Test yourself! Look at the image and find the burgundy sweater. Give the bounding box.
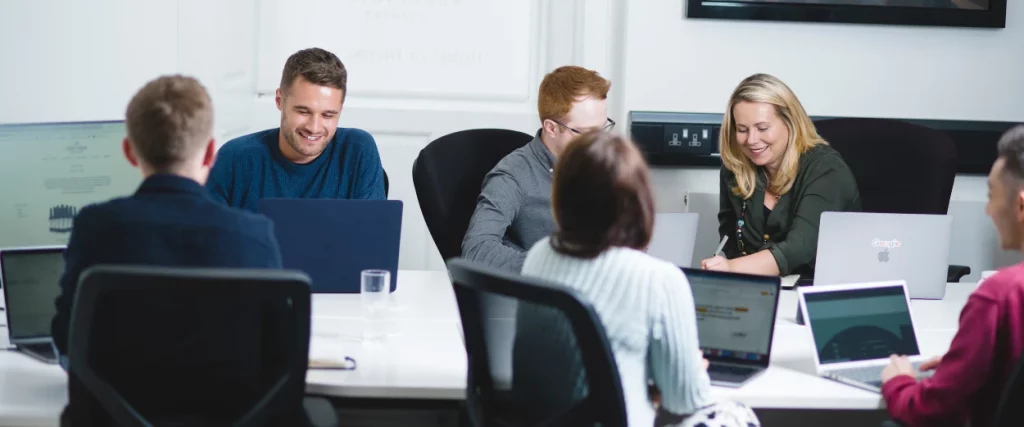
[882,263,1024,427]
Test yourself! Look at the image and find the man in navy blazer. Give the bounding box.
[50,76,284,419]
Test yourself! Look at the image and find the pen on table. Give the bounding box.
[713,236,729,257]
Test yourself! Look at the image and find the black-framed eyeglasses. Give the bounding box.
[550,118,616,135]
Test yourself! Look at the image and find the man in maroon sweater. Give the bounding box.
[880,124,1024,427]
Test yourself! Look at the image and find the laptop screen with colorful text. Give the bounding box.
[688,272,778,363]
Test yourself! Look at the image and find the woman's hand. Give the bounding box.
[701,255,730,272]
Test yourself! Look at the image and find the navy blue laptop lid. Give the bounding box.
[258,199,402,293]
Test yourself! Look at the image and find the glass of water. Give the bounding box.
[361,269,390,340]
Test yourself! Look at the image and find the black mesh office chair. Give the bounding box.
[814,118,970,282]
[63,265,337,427]
[412,129,533,262]
[993,351,1024,426]
[447,258,627,427]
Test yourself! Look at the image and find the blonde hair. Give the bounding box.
[719,73,826,199]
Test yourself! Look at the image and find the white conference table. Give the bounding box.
[0,270,973,426]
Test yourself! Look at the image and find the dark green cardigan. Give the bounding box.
[717,144,861,278]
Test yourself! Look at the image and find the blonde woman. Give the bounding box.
[701,74,860,278]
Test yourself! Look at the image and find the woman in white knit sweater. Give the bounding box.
[521,132,760,427]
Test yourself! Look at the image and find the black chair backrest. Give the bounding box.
[384,168,389,198]
[412,129,533,262]
[66,265,312,427]
[814,118,958,214]
[994,350,1024,427]
[447,258,627,427]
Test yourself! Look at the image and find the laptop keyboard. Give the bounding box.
[708,363,759,384]
[830,361,931,385]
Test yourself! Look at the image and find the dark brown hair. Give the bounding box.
[550,132,655,258]
[280,47,348,100]
[538,66,611,123]
[997,125,1024,190]
[125,75,213,172]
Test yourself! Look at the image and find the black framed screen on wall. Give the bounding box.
[686,1,1007,28]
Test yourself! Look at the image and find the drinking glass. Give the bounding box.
[361,269,390,340]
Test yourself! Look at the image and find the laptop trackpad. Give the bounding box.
[709,364,757,383]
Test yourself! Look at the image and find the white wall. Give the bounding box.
[0,0,178,124]
[252,0,623,272]
[624,2,1024,122]
[622,1,1024,279]
[0,0,256,143]
[177,0,260,145]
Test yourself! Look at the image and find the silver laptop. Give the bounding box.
[648,213,699,268]
[814,212,952,299]
[0,246,65,364]
[684,268,780,387]
[798,281,933,393]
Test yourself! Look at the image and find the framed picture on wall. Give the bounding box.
[686,0,1006,28]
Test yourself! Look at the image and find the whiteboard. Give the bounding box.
[256,0,534,101]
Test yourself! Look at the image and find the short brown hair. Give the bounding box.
[996,124,1024,188]
[125,75,213,172]
[280,47,347,99]
[537,66,611,123]
[550,132,655,258]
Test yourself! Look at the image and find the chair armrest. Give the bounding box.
[948,265,971,283]
[304,396,339,427]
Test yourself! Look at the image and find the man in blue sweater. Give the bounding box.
[207,47,385,211]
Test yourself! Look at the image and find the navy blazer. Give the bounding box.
[52,174,283,353]
[50,174,284,415]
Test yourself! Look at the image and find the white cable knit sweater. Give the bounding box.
[522,237,715,426]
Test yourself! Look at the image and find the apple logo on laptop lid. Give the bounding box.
[872,238,901,263]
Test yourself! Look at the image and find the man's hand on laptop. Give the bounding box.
[882,355,915,383]
[699,349,709,370]
[919,355,943,372]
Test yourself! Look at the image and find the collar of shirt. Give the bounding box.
[528,129,556,174]
[136,174,209,198]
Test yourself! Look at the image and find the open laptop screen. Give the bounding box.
[804,285,921,364]
[687,271,778,363]
[1,249,65,340]
[259,199,402,293]
[0,121,139,248]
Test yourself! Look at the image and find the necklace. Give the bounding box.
[765,169,780,203]
[736,169,777,255]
